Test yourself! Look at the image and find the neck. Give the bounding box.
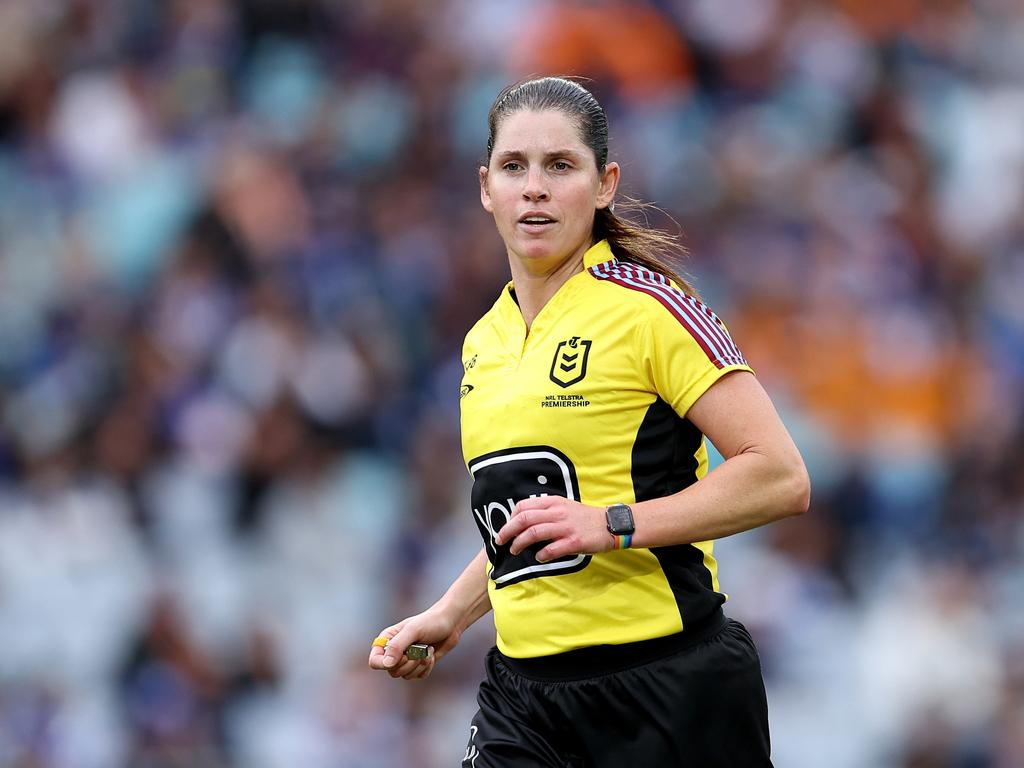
[508,244,590,331]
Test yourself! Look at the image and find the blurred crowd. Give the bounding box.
[0,0,1022,766]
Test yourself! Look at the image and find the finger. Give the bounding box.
[509,523,562,556]
[368,625,403,669]
[496,509,544,546]
[369,646,394,670]
[513,496,556,514]
[403,658,434,680]
[388,657,421,678]
[535,535,582,563]
[401,646,435,680]
[413,661,435,680]
[382,624,420,669]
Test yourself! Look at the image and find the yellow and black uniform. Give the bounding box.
[460,239,751,658]
[460,240,773,767]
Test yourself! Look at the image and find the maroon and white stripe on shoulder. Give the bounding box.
[589,260,748,369]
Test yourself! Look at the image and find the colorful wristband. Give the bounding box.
[614,534,632,550]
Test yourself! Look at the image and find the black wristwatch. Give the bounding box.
[606,503,635,537]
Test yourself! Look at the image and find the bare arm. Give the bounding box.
[497,371,810,559]
[436,548,493,632]
[368,548,491,680]
[628,370,810,547]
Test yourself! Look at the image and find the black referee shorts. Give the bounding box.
[461,612,772,767]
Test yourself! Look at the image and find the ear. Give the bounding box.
[479,166,493,213]
[595,161,620,210]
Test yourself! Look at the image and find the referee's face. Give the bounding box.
[480,109,619,275]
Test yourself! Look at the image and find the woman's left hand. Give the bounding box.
[495,497,616,562]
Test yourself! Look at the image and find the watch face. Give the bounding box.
[607,504,634,534]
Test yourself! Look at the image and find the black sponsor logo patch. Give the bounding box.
[469,446,590,587]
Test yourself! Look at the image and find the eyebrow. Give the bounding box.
[494,149,584,161]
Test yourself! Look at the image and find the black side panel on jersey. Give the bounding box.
[631,398,725,623]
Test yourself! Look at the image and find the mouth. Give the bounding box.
[517,213,557,232]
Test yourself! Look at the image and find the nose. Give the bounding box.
[522,166,549,202]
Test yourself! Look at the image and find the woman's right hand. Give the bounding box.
[367,607,462,680]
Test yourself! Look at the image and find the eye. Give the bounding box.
[552,160,571,171]
[502,161,522,172]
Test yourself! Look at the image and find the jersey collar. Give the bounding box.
[583,239,615,269]
[498,239,616,328]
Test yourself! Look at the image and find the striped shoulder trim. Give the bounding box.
[589,260,748,370]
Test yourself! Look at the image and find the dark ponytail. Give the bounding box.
[487,76,698,296]
[593,201,696,296]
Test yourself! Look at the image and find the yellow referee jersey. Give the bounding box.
[460,239,752,658]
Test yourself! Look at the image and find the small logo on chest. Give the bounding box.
[549,336,592,388]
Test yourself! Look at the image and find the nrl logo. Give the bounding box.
[549,336,592,388]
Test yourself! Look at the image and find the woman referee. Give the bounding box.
[369,76,809,767]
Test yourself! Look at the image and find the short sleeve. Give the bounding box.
[641,290,753,418]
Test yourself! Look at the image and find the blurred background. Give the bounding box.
[0,0,1022,766]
